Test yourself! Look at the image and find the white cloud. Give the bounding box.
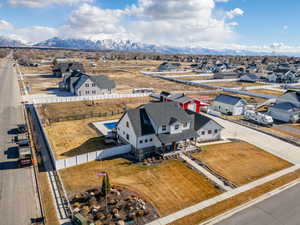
[226,8,244,19]
[12,26,58,43]
[59,3,132,40]
[283,25,288,31]
[0,20,13,30]
[125,0,242,46]
[8,0,93,8]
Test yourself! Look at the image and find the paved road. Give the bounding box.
[0,57,41,225]
[217,182,300,225]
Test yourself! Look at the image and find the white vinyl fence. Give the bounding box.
[55,145,132,169]
[24,93,151,104]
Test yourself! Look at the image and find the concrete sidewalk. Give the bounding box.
[147,165,300,225]
[180,153,233,192]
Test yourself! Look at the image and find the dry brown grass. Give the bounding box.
[45,115,120,160]
[24,75,61,94]
[41,97,151,122]
[203,81,268,88]
[60,159,222,216]
[170,169,300,225]
[19,65,52,74]
[38,172,60,225]
[250,89,284,96]
[265,127,300,139]
[193,141,292,186]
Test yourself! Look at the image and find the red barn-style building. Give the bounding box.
[159,91,208,113]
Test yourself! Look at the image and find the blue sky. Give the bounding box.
[0,0,300,53]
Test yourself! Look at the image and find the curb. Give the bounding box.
[200,178,300,225]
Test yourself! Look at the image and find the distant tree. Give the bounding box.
[101,174,111,196]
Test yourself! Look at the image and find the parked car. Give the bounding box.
[17,124,27,133]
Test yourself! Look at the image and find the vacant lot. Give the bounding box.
[40,97,151,122]
[45,115,120,160]
[249,88,284,97]
[203,81,268,88]
[19,65,52,74]
[193,141,292,186]
[60,159,221,216]
[24,75,61,95]
[261,125,300,140]
[21,59,209,94]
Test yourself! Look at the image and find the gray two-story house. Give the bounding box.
[268,90,300,123]
[59,71,116,96]
[117,102,223,161]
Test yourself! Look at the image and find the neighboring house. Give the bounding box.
[157,62,181,72]
[159,91,208,113]
[53,62,85,77]
[268,90,300,123]
[59,71,115,96]
[117,102,223,161]
[214,72,241,79]
[212,94,247,115]
[239,74,261,83]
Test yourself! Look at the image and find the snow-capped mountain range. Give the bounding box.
[0,36,281,56]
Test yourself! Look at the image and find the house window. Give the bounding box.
[85,91,89,94]
[139,140,143,144]
[92,83,96,87]
[175,124,180,130]
[150,138,153,142]
[78,91,81,96]
[201,131,205,135]
[123,131,125,135]
[126,134,129,140]
[126,121,129,128]
[214,129,218,133]
[162,125,166,131]
[208,130,212,134]
[145,139,148,143]
[183,122,188,127]
[92,90,96,94]
[85,83,89,87]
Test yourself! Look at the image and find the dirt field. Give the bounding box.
[171,169,300,225]
[24,75,61,94]
[262,126,300,140]
[193,141,292,186]
[40,97,151,122]
[45,115,120,160]
[249,88,284,96]
[60,159,221,216]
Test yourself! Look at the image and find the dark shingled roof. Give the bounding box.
[214,94,245,106]
[270,102,299,111]
[126,108,155,136]
[143,102,192,126]
[186,110,223,130]
[88,75,116,89]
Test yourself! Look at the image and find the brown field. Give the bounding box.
[249,88,284,96]
[24,75,61,95]
[45,115,120,160]
[193,141,292,186]
[40,97,151,122]
[203,81,269,88]
[262,126,300,140]
[19,65,52,74]
[23,59,209,94]
[171,169,300,225]
[60,159,222,216]
[175,76,213,81]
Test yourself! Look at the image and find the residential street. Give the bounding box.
[0,58,41,225]
[217,182,300,225]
